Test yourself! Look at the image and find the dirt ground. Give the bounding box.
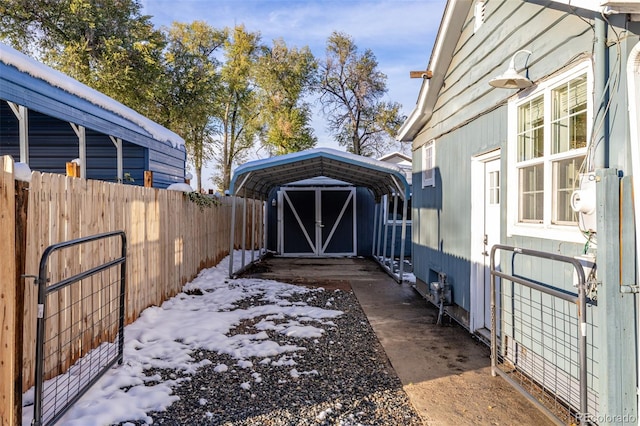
[240,257,555,426]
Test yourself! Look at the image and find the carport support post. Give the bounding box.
[70,123,86,179]
[390,194,398,274]
[8,102,29,164]
[228,195,237,278]
[251,199,256,263]
[382,195,389,267]
[372,201,379,256]
[263,201,267,256]
[398,196,408,282]
[241,189,247,270]
[376,200,384,259]
[109,136,123,183]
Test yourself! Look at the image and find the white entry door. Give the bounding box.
[470,151,501,335]
[482,158,501,330]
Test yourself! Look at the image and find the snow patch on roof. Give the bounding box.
[0,43,185,149]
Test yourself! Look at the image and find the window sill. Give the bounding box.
[506,222,588,244]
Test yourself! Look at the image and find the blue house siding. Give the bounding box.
[411,107,505,319]
[403,1,640,421]
[407,1,609,323]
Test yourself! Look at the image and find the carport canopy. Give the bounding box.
[228,147,411,283]
[228,147,410,202]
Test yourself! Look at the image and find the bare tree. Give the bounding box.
[319,31,404,157]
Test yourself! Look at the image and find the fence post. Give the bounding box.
[144,171,153,188]
[66,161,80,178]
[0,156,17,426]
[13,179,29,425]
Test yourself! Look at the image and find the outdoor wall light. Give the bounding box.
[489,50,533,89]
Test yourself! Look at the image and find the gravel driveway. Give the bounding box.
[119,288,423,426]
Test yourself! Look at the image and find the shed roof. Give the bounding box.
[229,148,410,201]
[0,43,185,150]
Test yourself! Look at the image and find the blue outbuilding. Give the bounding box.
[0,43,186,187]
[227,148,412,282]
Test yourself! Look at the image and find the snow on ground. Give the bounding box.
[22,252,343,426]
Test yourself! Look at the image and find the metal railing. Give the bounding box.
[33,231,127,426]
[490,244,597,425]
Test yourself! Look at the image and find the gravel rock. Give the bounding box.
[119,288,422,425]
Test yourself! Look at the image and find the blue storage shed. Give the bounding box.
[227,148,411,282]
[0,43,186,187]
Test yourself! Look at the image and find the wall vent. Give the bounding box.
[474,1,486,33]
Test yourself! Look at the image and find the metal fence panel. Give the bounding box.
[33,231,126,426]
[490,245,597,426]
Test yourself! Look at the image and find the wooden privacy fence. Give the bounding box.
[0,155,263,423]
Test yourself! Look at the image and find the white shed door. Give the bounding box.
[279,187,356,256]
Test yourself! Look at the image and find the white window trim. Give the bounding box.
[506,61,593,244]
[422,140,435,188]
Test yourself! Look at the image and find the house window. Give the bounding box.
[508,63,591,241]
[422,140,435,188]
[489,170,500,205]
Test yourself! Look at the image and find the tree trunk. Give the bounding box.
[196,166,203,193]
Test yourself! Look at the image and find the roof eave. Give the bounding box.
[396,0,474,142]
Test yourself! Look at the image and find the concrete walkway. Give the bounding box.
[242,257,554,425]
[349,271,554,425]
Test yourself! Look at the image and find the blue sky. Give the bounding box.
[140,0,447,187]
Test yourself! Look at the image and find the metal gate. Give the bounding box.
[32,231,127,426]
[278,187,356,256]
[490,244,598,425]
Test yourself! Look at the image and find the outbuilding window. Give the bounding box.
[507,62,591,242]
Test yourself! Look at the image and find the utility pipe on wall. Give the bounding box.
[592,14,608,170]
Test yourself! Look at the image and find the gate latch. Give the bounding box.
[22,274,39,285]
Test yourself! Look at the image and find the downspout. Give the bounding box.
[593,14,608,170]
